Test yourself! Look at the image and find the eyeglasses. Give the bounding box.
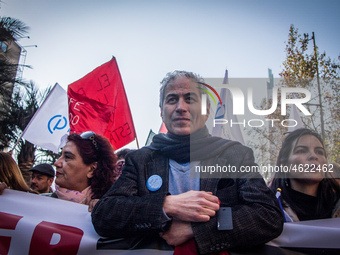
[117,160,125,167]
[80,131,99,151]
[115,160,125,173]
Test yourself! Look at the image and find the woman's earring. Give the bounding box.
[284,172,289,187]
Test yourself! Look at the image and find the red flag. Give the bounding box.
[68,88,113,134]
[67,57,136,150]
[159,122,168,133]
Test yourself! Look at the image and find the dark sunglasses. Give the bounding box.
[80,131,98,151]
[117,160,125,167]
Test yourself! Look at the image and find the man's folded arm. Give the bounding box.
[192,178,284,254]
[91,156,168,237]
[191,148,284,254]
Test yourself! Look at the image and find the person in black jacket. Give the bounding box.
[92,70,284,254]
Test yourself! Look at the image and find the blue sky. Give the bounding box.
[2,0,339,148]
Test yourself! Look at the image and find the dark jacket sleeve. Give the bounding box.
[91,145,284,255]
[192,145,284,254]
[91,149,169,237]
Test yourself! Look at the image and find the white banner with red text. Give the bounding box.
[1,189,340,255]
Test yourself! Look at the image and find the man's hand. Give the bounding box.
[163,190,220,222]
[0,182,8,195]
[160,220,194,246]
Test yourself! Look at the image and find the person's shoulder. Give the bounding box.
[37,192,58,199]
[283,201,299,222]
[218,138,253,153]
[332,198,340,218]
[49,192,58,198]
[125,147,161,161]
[40,192,53,197]
[127,147,152,157]
[213,139,255,164]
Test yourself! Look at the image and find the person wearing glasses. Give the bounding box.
[91,71,283,254]
[0,132,117,211]
[52,131,117,210]
[114,148,134,181]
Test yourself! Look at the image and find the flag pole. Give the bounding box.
[135,137,140,149]
[11,133,24,152]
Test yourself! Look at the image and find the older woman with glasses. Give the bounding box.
[53,131,117,210]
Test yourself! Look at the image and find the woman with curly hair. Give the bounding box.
[53,131,117,210]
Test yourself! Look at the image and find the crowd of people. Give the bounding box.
[1,70,340,254]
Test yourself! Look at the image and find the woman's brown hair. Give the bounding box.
[0,152,34,192]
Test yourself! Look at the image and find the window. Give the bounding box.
[0,41,8,53]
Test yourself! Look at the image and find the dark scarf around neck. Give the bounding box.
[148,126,240,163]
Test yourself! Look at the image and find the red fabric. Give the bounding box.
[68,88,113,135]
[67,57,136,150]
[173,239,229,255]
[159,122,168,133]
[173,239,197,255]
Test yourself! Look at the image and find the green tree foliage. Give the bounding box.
[1,17,59,183]
[281,25,340,82]
[280,25,340,163]
[0,16,30,87]
[0,16,31,149]
[0,17,29,41]
[248,25,340,176]
[1,16,29,144]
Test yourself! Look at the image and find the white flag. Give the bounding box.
[22,83,69,153]
[212,70,245,144]
[145,129,156,146]
[288,104,304,132]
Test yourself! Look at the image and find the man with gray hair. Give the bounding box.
[92,70,283,254]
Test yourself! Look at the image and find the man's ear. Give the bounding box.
[48,177,54,186]
[87,162,97,179]
[160,108,164,121]
[204,102,211,121]
[206,102,210,117]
